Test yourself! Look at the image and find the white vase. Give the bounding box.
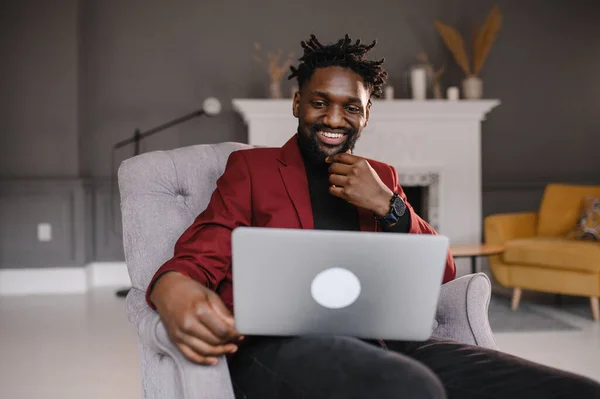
[462,76,483,99]
[410,67,427,100]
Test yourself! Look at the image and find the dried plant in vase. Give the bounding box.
[434,4,502,99]
[252,43,296,98]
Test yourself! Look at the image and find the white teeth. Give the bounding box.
[319,131,344,139]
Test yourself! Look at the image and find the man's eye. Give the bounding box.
[311,101,326,108]
[346,106,360,113]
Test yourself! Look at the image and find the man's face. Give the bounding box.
[293,66,371,164]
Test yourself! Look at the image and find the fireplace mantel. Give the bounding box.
[233,99,499,147]
[233,99,499,122]
[232,98,500,276]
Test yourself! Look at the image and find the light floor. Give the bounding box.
[1,288,599,399]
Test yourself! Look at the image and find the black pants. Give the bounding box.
[227,336,600,399]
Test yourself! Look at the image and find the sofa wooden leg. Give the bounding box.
[591,297,599,321]
[511,288,522,311]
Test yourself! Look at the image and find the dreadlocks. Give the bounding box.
[288,34,388,98]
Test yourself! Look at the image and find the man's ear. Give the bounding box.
[364,99,372,127]
[292,91,300,118]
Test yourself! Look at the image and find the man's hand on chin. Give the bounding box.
[150,272,243,365]
[326,153,392,217]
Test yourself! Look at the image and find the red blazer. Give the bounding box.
[147,135,456,311]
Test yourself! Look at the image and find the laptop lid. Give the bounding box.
[231,227,449,341]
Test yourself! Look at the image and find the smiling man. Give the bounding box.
[294,68,366,164]
[146,35,600,399]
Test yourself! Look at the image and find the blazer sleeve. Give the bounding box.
[390,165,457,284]
[145,150,252,308]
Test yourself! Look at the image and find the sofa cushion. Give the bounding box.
[503,237,600,274]
[537,184,600,237]
[566,196,600,241]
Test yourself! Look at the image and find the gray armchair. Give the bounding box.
[119,142,498,399]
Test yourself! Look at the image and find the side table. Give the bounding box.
[450,244,505,274]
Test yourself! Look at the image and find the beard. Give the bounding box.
[297,123,360,165]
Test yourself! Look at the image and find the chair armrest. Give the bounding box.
[433,273,497,349]
[484,212,538,244]
[126,288,235,399]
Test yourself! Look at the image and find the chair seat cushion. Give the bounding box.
[503,237,600,273]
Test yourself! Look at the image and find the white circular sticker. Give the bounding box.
[310,267,361,309]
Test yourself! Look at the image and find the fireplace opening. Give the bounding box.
[402,186,429,222]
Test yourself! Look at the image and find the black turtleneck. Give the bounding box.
[301,152,411,233]
[304,159,361,231]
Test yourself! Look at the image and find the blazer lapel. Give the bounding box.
[277,135,314,230]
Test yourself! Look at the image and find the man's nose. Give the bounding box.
[323,105,345,129]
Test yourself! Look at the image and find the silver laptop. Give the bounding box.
[231,227,449,341]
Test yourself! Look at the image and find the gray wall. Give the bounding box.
[480,0,600,217]
[0,0,80,178]
[0,180,88,268]
[1,0,599,267]
[78,0,600,181]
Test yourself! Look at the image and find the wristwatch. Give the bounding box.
[375,192,406,226]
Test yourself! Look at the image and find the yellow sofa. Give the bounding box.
[484,183,600,321]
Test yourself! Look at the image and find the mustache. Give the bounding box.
[310,124,354,135]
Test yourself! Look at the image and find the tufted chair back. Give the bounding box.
[118,142,253,292]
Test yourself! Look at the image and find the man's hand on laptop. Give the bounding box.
[326,153,393,217]
[150,272,242,365]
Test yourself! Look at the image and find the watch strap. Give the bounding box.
[375,192,403,225]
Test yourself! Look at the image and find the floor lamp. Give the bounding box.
[112,98,222,298]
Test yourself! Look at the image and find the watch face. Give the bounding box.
[393,196,406,217]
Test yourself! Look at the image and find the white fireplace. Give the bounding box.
[232,99,500,276]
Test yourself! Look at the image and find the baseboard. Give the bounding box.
[86,262,130,288]
[0,268,88,295]
[0,262,130,295]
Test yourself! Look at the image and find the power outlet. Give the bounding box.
[37,223,52,242]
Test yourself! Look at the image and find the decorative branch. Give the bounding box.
[434,20,471,76]
[471,21,480,67]
[253,42,296,83]
[434,4,502,77]
[473,5,502,75]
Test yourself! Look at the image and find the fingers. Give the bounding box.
[206,289,235,325]
[205,290,244,341]
[177,343,221,366]
[194,297,241,342]
[172,302,240,365]
[328,162,353,176]
[180,313,229,346]
[329,174,349,187]
[329,185,346,199]
[326,153,361,165]
[179,332,238,358]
